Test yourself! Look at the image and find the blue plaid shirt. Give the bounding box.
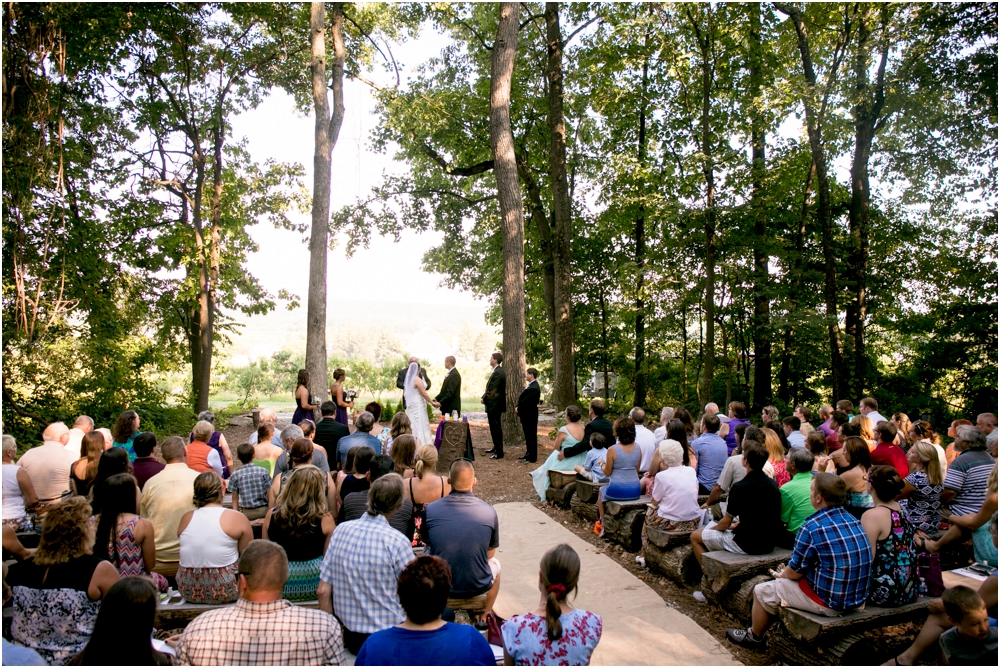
[226,464,271,509]
[319,512,414,634]
[788,505,871,612]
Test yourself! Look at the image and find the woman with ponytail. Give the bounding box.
[501,544,602,666]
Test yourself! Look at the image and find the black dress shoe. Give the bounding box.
[490,454,504,460]
[484,448,495,454]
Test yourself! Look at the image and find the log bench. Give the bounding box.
[770,597,932,665]
[575,478,606,503]
[643,527,701,585]
[699,549,792,622]
[447,594,487,615]
[545,484,575,508]
[602,496,650,553]
[155,599,320,627]
[548,469,578,490]
[570,495,599,524]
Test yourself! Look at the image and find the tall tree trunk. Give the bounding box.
[599,286,609,402]
[306,2,346,417]
[748,4,772,411]
[518,161,557,353]
[779,161,815,403]
[490,2,526,447]
[192,155,211,411]
[633,51,649,408]
[544,2,576,409]
[774,2,848,400]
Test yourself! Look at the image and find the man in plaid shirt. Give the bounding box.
[727,473,872,650]
[174,540,345,665]
[318,473,415,655]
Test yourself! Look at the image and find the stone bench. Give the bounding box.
[602,496,651,553]
[699,549,792,622]
[770,597,933,665]
[643,527,700,585]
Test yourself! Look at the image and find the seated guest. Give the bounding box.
[784,416,805,449]
[176,471,253,604]
[726,473,871,650]
[837,399,856,420]
[189,410,234,478]
[862,466,918,607]
[2,435,38,527]
[691,414,728,495]
[766,419,790,452]
[1,563,46,666]
[501,544,603,666]
[595,417,642,536]
[777,447,816,549]
[888,512,998,666]
[806,431,831,473]
[761,427,791,487]
[909,419,948,472]
[356,556,495,666]
[923,464,998,567]
[825,410,849,452]
[65,415,95,459]
[263,466,335,602]
[642,439,701,556]
[319,474,415,655]
[314,401,350,467]
[859,396,889,428]
[93,473,168,592]
[227,443,272,520]
[298,419,328,463]
[274,424,330,476]
[894,412,916,449]
[404,444,451,547]
[833,436,874,519]
[247,408,285,447]
[176,540,345,665]
[385,412,412,455]
[89,446,131,516]
[630,407,657,474]
[900,441,945,534]
[939,585,998,666]
[946,419,974,465]
[425,459,502,621]
[251,423,282,476]
[334,445,376,523]
[337,411,383,469]
[187,420,226,479]
[68,576,172,666]
[111,410,140,461]
[691,441,781,565]
[700,433,775,509]
[851,414,877,450]
[366,402,391,449]
[558,400,615,461]
[342,454,414,537]
[130,432,164,491]
[575,433,610,484]
[724,402,751,456]
[70,431,104,498]
[942,426,994,519]
[533,406,588,500]
[6,497,120,664]
[270,438,336,511]
[816,404,835,437]
[871,422,908,478]
[16,421,76,506]
[761,405,780,423]
[2,524,35,561]
[652,407,674,444]
[140,437,199,580]
[389,434,417,478]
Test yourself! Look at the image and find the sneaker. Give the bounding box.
[726,627,766,650]
[635,555,646,568]
[593,520,604,537]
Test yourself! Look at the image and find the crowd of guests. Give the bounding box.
[1,406,605,666]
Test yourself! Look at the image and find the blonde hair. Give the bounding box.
[390,434,417,475]
[192,471,224,507]
[34,497,95,566]
[851,415,874,443]
[911,441,944,485]
[275,466,329,536]
[191,420,214,443]
[760,428,785,463]
[414,444,439,479]
[389,412,412,440]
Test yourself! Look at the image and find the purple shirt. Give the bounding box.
[724,417,750,455]
[818,419,835,437]
[132,457,166,491]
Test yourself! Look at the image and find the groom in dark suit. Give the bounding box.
[481,352,506,459]
[516,368,541,463]
[435,356,462,416]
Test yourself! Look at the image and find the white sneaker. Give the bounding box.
[635,555,646,568]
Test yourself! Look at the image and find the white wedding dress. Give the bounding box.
[404,362,433,446]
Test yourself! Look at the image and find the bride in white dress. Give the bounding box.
[403,362,437,446]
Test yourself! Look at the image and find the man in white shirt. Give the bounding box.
[17,422,76,504]
[630,407,657,473]
[859,397,888,427]
[784,416,806,448]
[64,415,94,459]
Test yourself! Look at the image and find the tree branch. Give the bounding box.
[562,15,598,47]
[420,141,494,176]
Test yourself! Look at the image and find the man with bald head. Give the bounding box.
[65,415,94,458]
[17,422,76,504]
[248,408,284,448]
[397,356,431,411]
[424,460,501,621]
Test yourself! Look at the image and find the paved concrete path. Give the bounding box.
[493,502,740,666]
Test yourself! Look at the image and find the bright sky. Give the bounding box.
[228,28,484,313]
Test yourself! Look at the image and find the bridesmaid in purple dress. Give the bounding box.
[329,368,353,426]
[291,369,318,425]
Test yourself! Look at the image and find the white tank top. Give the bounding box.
[2,464,26,520]
[178,506,239,568]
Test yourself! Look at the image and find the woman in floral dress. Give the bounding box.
[861,466,917,607]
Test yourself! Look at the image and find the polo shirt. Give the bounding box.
[337,431,383,469]
[870,442,909,479]
[780,472,815,533]
[691,433,728,490]
[140,463,199,562]
[944,449,995,516]
[356,623,495,666]
[16,442,76,502]
[424,491,499,598]
[787,431,806,448]
[725,469,781,554]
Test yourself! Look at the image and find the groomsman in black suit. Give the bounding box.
[435,356,462,416]
[516,368,541,463]
[481,352,506,459]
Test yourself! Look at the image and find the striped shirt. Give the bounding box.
[175,598,345,666]
[944,449,995,516]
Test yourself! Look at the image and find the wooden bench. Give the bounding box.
[548,469,577,490]
[770,597,933,665]
[446,594,487,615]
[699,549,792,622]
[602,496,651,553]
[575,478,606,504]
[545,484,575,508]
[155,599,319,627]
[570,495,599,524]
[643,527,700,585]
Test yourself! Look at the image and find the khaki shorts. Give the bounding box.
[240,506,268,521]
[489,557,501,583]
[754,577,859,618]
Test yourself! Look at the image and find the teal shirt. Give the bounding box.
[780,472,816,533]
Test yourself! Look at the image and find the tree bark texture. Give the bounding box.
[633,44,650,408]
[490,2,526,447]
[544,2,577,409]
[779,161,815,403]
[306,2,346,417]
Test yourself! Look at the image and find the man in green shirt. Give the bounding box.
[777,448,816,549]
